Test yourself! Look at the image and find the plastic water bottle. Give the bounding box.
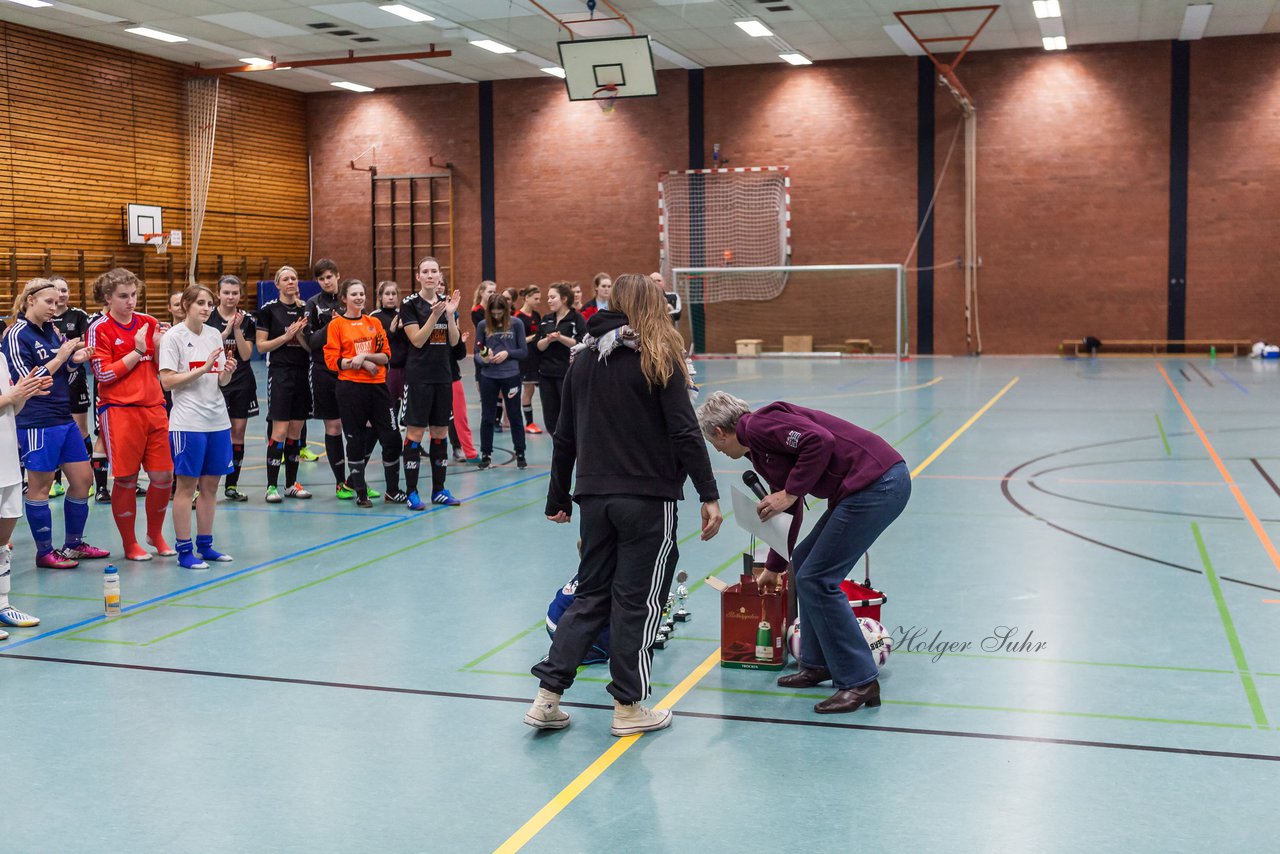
[1209,345,1216,361]
[103,565,121,618]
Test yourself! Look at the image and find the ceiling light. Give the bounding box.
[239,56,272,67]
[126,27,187,43]
[779,52,812,66]
[1032,0,1061,19]
[1179,4,1213,41]
[469,38,516,54]
[332,81,375,92]
[1041,36,1067,50]
[4,0,54,8]
[380,4,435,23]
[541,66,566,79]
[735,19,774,38]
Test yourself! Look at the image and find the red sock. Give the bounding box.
[145,477,172,549]
[110,481,141,554]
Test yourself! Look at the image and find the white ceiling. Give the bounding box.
[2,0,1278,93]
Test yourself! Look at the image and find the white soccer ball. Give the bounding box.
[858,617,893,668]
[786,615,892,669]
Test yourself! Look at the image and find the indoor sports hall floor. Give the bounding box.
[3,354,1278,853]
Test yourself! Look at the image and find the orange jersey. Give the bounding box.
[89,312,166,408]
[324,314,389,383]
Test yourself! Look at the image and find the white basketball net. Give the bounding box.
[659,168,789,304]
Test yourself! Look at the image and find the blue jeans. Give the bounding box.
[791,461,911,689]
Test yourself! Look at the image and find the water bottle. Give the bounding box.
[103,565,121,618]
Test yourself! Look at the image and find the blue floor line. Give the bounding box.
[1214,367,1249,394]
[0,472,550,652]
[216,505,406,520]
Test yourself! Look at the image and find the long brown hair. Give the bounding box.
[610,273,689,389]
[484,294,511,334]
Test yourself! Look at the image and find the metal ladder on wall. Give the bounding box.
[371,171,454,290]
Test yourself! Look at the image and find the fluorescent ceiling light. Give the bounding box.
[239,56,272,67]
[735,19,774,38]
[332,81,374,92]
[1179,4,1213,41]
[469,38,516,54]
[4,0,53,8]
[779,52,812,66]
[125,27,188,43]
[1041,36,1067,50]
[541,66,566,79]
[380,4,435,23]
[1032,0,1061,19]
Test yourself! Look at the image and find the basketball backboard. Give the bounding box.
[126,203,162,245]
[558,35,657,101]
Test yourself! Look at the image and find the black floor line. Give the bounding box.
[1253,458,1280,501]
[1188,363,1214,387]
[3,652,1276,763]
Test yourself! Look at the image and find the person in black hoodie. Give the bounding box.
[533,281,584,435]
[523,273,723,738]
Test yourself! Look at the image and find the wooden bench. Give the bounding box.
[1063,338,1250,357]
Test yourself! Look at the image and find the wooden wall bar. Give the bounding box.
[0,22,310,315]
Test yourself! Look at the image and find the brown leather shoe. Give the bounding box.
[777,667,832,688]
[813,680,881,714]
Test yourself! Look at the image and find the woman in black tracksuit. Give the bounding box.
[371,280,409,421]
[533,281,584,436]
[523,273,723,738]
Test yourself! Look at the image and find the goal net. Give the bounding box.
[672,265,908,358]
[659,167,907,357]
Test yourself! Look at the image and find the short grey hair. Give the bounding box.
[696,391,751,439]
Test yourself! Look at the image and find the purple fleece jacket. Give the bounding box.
[736,402,904,572]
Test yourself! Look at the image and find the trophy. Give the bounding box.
[673,570,691,622]
[661,593,676,635]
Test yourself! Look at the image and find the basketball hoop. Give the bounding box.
[592,83,619,114]
[142,232,172,255]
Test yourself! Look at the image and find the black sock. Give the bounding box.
[92,454,108,491]
[227,443,244,488]
[324,433,346,486]
[430,438,447,494]
[267,441,285,488]
[448,423,460,452]
[403,439,421,494]
[54,468,63,486]
[523,405,534,425]
[284,439,301,486]
[383,457,401,495]
[347,457,367,498]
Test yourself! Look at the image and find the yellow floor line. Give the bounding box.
[492,650,720,854]
[493,376,1019,853]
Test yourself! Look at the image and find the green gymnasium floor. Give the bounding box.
[3,355,1277,853]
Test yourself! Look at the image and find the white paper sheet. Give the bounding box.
[730,485,792,559]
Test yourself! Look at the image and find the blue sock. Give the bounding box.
[63,495,89,548]
[196,534,230,562]
[25,499,53,556]
[176,538,206,569]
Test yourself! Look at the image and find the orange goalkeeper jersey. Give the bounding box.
[89,312,165,408]
[324,313,389,384]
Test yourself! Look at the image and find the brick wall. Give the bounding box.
[1187,34,1280,344]
[931,42,1171,355]
[305,37,1280,354]
[306,83,481,297]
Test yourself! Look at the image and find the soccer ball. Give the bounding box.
[859,617,893,668]
[786,616,893,669]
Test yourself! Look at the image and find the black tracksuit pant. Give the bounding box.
[335,380,401,498]
[538,374,566,437]
[532,495,679,705]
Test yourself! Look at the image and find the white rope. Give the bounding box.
[186,77,219,286]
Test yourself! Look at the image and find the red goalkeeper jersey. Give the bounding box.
[89,312,165,408]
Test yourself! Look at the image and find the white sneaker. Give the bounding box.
[0,606,39,628]
[0,628,7,640]
[611,701,672,737]
[523,687,570,730]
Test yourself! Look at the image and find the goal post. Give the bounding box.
[672,264,909,358]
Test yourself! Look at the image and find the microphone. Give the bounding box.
[742,470,768,500]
